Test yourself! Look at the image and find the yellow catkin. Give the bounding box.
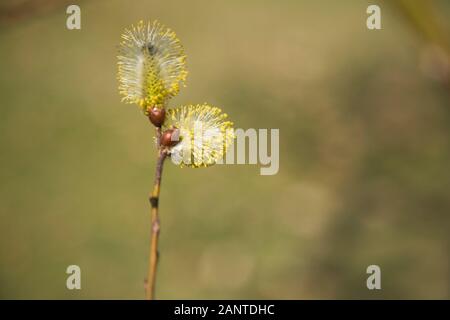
[117,21,187,109]
[162,104,235,168]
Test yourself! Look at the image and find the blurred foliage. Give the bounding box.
[0,0,449,299]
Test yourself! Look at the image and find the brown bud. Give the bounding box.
[160,128,180,147]
[148,107,165,127]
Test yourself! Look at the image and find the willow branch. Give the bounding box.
[145,149,167,300]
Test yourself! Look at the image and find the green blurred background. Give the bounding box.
[0,0,449,299]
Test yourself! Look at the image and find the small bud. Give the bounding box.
[160,128,180,147]
[148,107,165,127]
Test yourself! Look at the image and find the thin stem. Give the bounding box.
[146,149,167,300]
